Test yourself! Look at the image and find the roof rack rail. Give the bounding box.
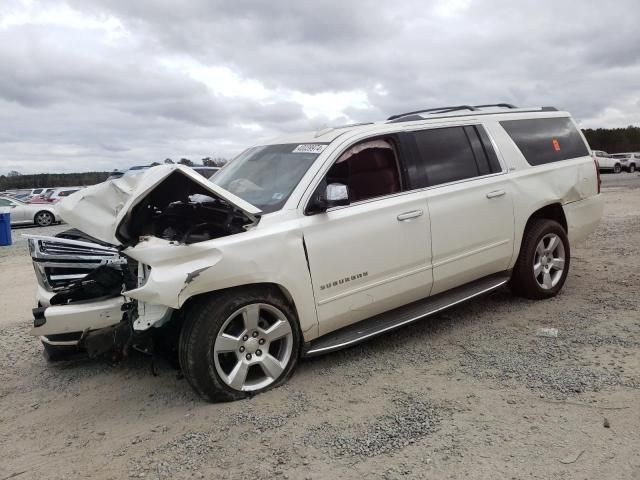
[472,103,517,110]
[387,104,558,123]
[387,105,478,121]
[386,103,519,121]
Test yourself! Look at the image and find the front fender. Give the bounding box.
[123,230,319,340]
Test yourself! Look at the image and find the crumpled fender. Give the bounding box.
[122,228,320,339]
[122,237,223,307]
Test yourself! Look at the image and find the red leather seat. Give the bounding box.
[348,149,401,201]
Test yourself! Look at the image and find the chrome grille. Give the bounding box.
[25,235,125,291]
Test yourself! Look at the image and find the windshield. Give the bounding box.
[212,143,327,213]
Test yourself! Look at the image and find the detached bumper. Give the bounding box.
[564,194,604,245]
[31,296,125,337]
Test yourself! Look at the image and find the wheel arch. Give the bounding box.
[525,203,567,233]
[177,281,303,331]
[34,209,55,223]
[511,202,568,269]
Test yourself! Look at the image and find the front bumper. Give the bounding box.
[31,296,125,337]
[28,234,172,349]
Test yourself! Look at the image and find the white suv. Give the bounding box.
[593,150,622,173]
[26,104,603,402]
[610,152,639,173]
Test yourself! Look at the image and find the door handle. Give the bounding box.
[397,209,423,221]
[486,190,506,199]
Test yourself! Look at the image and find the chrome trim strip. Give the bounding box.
[49,273,88,281]
[26,235,124,291]
[40,336,79,347]
[305,277,508,355]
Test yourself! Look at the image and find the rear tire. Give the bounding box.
[35,211,54,226]
[613,163,621,174]
[179,286,301,402]
[629,164,636,173]
[510,219,570,300]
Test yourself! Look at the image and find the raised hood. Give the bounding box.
[57,165,262,247]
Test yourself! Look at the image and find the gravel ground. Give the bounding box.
[0,173,639,479]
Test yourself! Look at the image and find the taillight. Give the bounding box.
[594,158,601,194]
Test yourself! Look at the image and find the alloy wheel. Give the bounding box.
[533,233,565,290]
[36,212,53,226]
[213,303,294,392]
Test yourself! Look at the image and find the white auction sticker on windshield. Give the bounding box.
[292,144,327,154]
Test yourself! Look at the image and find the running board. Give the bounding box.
[303,272,510,357]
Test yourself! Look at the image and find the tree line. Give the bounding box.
[1,157,229,190]
[2,127,639,191]
[0,171,111,191]
[582,126,640,154]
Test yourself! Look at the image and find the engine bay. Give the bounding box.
[116,170,257,246]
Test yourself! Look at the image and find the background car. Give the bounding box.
[28,188,56,203]
[106,170,124,181]
[611,153,639,173]
[592,150,621,173]
[0,195,58,226]
[2,189,32,200]
[122,165,151,177]
[191,166,221,178]
[45,187,83,203]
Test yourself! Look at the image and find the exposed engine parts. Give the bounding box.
[116,170,256,246]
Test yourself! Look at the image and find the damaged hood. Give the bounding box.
[57,165,262,246]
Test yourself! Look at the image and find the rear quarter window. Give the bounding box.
[500,117,589,166]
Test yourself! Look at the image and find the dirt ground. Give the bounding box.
[1,174,639,480]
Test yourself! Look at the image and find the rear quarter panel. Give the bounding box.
[485,120,599,266]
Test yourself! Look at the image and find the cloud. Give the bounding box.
[0,0,639,174]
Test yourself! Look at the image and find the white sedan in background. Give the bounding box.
[0,196,58,226]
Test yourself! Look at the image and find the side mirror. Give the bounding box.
[325,183,349,206]
[306,182,350,214]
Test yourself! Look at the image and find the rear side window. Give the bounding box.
[501,117,589,166]
[411,126,501,187]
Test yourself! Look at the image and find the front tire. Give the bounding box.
[179,286,301,402]
[510,219,570,300]
[35,211,54,226]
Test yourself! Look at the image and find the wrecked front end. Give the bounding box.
[26,165,261,360]
[27,232,142,358]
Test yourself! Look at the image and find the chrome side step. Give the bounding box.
[303,271,510,357]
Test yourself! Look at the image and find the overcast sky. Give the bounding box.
[1,0,639,174]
